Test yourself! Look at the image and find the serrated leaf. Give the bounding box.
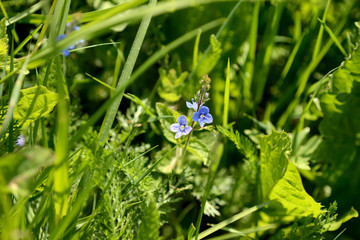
[13,86,60,124]
[267,161,323,218]
[318,47,360,181]
[259,131,323,219]
[259,131,291,199]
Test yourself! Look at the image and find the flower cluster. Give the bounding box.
[57,23,84,57]
[169,75,213,139]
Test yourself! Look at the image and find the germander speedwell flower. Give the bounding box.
[170,115,192,139]
[186,99,204,111]
[192,106,213,127]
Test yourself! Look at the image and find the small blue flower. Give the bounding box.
[170,115,192,139]
[192,106,213,127]
[56,34,75,56]
[186,99,203,110]
[15,135,25,147]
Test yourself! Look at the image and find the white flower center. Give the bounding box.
[200,114,205,118]
[180,125,185,130]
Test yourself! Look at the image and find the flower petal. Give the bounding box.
[198,106,209,115]
[170,123,180,132]
[175,131,182,139]
[198,118,205,127]
[192,112,200,122]
[183,126,192,135]
[63,49,70,56]
[186,101,193,109]
[204,113,213,123]
[57,34,66,41]
[177,115,188,126]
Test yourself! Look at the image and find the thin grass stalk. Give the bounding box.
[242,0,259,106]
[188,0,243,82]
[312,0,331,60]
[319,19,348,57]
[196,201,271,240]
[253,2,284,104]
[276,2,350,128]
[53,56,70,222]
[98,0,157,143]
[194,142,223,240]
[193,30,202,70]
[222,59,230,126]
[28,0,241,69]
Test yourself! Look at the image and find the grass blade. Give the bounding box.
[130,18,223,84]
[196,201,271,240]
[98,0,157,143]
[223,58,230,126]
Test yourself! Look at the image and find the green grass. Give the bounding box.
[0,0,360,239]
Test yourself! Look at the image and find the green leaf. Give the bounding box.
[0,146,54,196]
[196,34,222,78]
[327,207,358,231]
[290,127,322,170]
[157,68,188,102]
[259,131,291,199]
[316,47,360,210]
[259,131,323,219]
[187,131,216,166]
[267,161,323,219]
[13,86,60,124]
[318,48,360,174]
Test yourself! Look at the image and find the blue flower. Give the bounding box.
[56,34,75,57]
[186,99,203,110]
[15,135,25,147]
[192,106,213,127]
[170,115,192,139]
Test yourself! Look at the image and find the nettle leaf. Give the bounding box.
[318,47,360,184]
[259,131,323,219]
[316,47,360,210]
[196,34,222,78]
[0,18,8,62]
[259,131,291,198]
[14,86,60,124]
[267,161,323,219]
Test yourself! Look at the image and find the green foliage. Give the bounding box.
[0,146,53,196]
[137,195,161,240]
[196,34,222,79]
[13,86,59,125]
[272,202,338,240]
[217,125,257,161]
[1,0,360,239]
[259,131,323,220]
[157,68,188,103]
